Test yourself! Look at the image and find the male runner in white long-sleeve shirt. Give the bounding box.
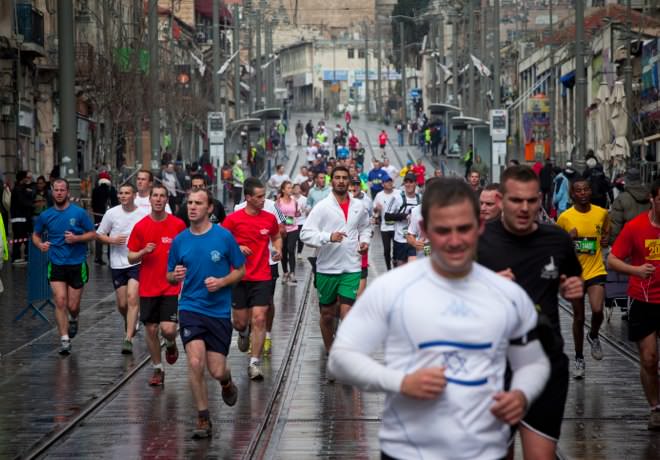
[329,178,550,460]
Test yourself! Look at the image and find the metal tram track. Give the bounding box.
[21,351,153,460]
[242,266,315,459]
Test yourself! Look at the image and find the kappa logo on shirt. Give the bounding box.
[69,218,76,226]
[161,236,173,244]
[210,250,221,262]
[440,299,476,318]
[540,256,559,279]
[260,228,270,235]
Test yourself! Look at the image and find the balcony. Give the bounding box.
[15,3,45,55]
[75,42,95,79]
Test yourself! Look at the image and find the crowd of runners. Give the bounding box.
[29,116,660,455]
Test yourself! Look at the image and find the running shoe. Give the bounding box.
[165,341,179,365]
[281,273,289,285]
[192,417,213,439]
[263,336,272,356]
[237,328,250,353]
[648,410,660,431]
[248,363,264,381]
[587,335,604,360]
[149,369,164,386]
[121,339,133,355]
[68,319,78,339]
[573,358,585,379]
[288,274,298,286]
[59,339,71,356]
[221,375,238,406]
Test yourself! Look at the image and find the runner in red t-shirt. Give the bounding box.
[222,177,282,381]
[128,184,186,386]
[608,178,660,430]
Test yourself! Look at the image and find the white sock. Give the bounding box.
[266,332,271,339]
[153,363,164,371]
[249,357,259,366]
[61,335,70,342]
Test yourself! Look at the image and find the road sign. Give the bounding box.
[489,109,508,142]
[410,89,420,98]
[208,112,225,143]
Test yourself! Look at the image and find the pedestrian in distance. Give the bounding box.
[127,184,186,386]
[32,178,96,355]
[11,170,34,265]
[95,183,148,354]
[91,171,118,265]
[329,177,550,460]
[167,188,245,439]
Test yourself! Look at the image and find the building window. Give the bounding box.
[358,48,365,59]
[348,48,354,59]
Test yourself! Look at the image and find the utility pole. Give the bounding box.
[430,21,437,104]
[624,0,633,152]
[213,0,221,111]
[377,20,382,119]
[247,12,254,113]
[255,12,262,110]
[58,0,76,182]
[452,11,459,109]
[364,23,370,115]
[467,0,475,116]
[438,15,445,103]
[233,4,241,120]
[480,7,487,118]
[148,0,160,169]
[400,20,406,122]
[575,0,586,167]
[549,0,556,161]
[133,0,143,162]
[265,19,273,106]
[493,0,501,110]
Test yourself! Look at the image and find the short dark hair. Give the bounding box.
[244,177,265,197]
[421,178,479,224]
[16,170,27,182]
[469,169,481,176]
[501,165,539,194]
[483,183,500,193]
[570,177,589,192]
[652,178,660,198]
[188,188,214,208]
[119,182,136,193]
[137,169,153,181]
[190,174,207,185]
[150,183,168,197]
[51,178,70,190]
[331,165,350,179]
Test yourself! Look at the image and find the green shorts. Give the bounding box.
[315,272,361,307]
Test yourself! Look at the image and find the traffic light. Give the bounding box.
[176,64,191,89]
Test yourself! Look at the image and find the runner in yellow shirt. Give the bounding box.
[557,177,609,379]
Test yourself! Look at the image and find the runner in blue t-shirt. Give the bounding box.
[32,178,96,355]
[166,189,246,439]
[367,159,390,199]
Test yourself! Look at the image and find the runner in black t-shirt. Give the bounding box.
[477,166,583,460]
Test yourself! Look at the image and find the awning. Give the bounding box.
[560,70,575,88]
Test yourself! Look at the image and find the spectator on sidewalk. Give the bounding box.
[10,170,34,265]
[91,171,118,265]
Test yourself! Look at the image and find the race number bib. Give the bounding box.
[645,239,660,261]
[574,237,597,255]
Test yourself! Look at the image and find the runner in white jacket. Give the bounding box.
[300,166,371,354]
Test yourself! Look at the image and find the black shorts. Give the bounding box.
[361,267,368,279]
[140,295,179,324]
[584,274,607,289]
[179,310,232,355]
[628,299,660,342]
[111,265,140,289]
[521,353,569,442]
[232,281,271,309]
[269,264,279,297]
[393,241,412,262]
[48,262,89,289]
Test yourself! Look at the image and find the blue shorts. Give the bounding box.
[111,265,140,289]
[179,310,232,355]
[393,241,414,262]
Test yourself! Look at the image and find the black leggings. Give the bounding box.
[297,224,304,254]
[281,229,299,274]
[380,230,394,270]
